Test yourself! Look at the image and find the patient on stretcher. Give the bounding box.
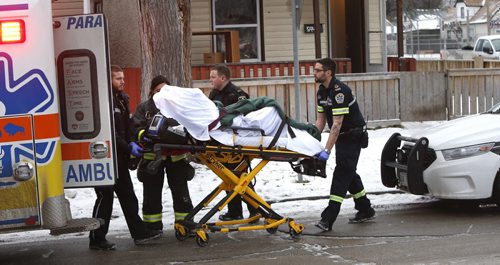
[147,84,327,178]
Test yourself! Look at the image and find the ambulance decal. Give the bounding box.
[0,52,58,187]
[0,52,54,115]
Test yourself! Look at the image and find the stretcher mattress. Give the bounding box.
[153,85,323,156]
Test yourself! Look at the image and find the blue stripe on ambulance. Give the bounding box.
[0,52,54,114]
[0,216,38,225]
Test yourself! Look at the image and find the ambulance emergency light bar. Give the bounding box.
[0,19,25,44]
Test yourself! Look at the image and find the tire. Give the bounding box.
[175,225,190,241]
[266,227,278,234]
[195,233,209,247]
[491,170,500,206]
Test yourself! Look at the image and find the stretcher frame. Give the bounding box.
[149,143,311,247]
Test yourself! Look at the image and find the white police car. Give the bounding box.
[381,102,500,203]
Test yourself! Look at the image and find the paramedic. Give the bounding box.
[208,64,258,222]
[89,65,161,250]
[313,58,375,231]
[131,75,194,231]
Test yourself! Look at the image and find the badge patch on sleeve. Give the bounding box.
[335,93,345,104]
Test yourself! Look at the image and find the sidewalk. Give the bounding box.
[298,200,500,238]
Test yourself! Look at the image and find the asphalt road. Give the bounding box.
[2,198,500,265]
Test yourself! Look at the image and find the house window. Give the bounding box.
[460,7,465,19]
[212,0,261,61]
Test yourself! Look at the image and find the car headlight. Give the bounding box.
[442,143,494,161]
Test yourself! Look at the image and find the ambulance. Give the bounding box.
[0,0,117,235]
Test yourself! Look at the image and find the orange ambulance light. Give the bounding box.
[0,20,26,44]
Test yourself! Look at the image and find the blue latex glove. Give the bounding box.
[129,142,143,157]
[316,150,330,161]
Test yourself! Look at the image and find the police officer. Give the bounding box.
[89,65,161,250]
[208,64,258,222]
[131,75,193,231]
[313,58,375,231]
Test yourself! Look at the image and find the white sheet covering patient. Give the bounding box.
[153,85,323,156]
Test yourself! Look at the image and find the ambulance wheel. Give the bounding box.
[266,227,278,234]
[195,233,210,247]
[175,226,190,241]
[289,227,302,239]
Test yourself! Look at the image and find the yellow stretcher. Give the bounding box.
[148,142,326,247]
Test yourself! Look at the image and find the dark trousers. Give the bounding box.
[226,181,258,217]
[90,155,147,242]
[321,132,371,224]
[140,158,193,230]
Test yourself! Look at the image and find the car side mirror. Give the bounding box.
[484,46,493,54]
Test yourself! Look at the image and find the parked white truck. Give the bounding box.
[441,35,500,60]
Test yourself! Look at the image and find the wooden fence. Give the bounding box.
[447,68,500,119]
[193,73,401,127]
[399,72,447,121]
[193,69,500,125]
[416,59,500,72]
[393,69,500,121]
[191,58,352,80]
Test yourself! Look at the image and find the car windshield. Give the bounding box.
[485,102,500,114]
[492,39,500,51]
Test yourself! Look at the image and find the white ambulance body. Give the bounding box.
[0,0,116,235]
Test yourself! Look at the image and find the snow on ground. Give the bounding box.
[1,122,443,244]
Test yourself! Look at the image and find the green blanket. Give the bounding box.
[216,97,321,141]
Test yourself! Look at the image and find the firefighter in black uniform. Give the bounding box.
[89,65,161,250]
[208,64,258,221]
[313,58,375,231]
[131,75,193,231]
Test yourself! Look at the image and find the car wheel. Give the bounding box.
[491,170,500,206]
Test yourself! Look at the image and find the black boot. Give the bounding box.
[348,208,376,224]
[315,219,333,231]
[134,229,162,245]
[89,239,116,250]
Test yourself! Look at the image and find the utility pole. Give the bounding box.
[313,0,321,58]
[396,0,404,70]
[487,0,491,35]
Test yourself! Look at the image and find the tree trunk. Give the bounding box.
[138,0,191,102]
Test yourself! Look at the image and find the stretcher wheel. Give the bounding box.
[289,227,302,239]
[175,225,190,241]
[266,227,278,234]
[195,232,210,247]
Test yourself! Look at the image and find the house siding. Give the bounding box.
[190,0,329,64]
[263,0,328,61]
[51,0,83,17]
[365,0,386,72]
[191,0,212,64]
[367,0,382,64]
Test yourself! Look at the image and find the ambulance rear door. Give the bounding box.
[53,14,116,188]
[0,0,55,230]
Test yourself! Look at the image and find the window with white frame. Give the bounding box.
[212,0,261,61]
